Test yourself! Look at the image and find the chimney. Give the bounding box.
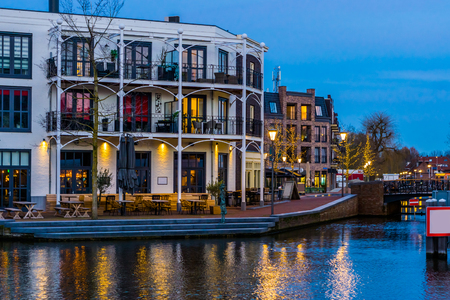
[307,88,315,97]
[165,16,180,23]
[49,0,59,13]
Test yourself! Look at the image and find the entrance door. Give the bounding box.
[182,96,205,133]
[0,151,30,208]
[174,153,205,193]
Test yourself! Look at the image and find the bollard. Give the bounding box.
[439,199,446,207]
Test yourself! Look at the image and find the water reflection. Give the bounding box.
[1,216,450,299]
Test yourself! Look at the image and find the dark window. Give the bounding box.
[321,126,327,142]
[0,87,31,132]
[269,102,277,113]
[0,150,30,208]
[218,97,228,133]
[60,151,92,194]
[62,37,91,76]
[302,147,311,163]
[218,49,228,73]
[0,33,31,78]
[322,148,327,163]
[287,104,296,120]
[218,153,228,187]
[124,41,151,79]
[122,92,151,132]
[182,46,206,82]
[315,147,320,163]
[60,90,93,131]
[174,153,205,193]
[301,125,310,142]
[315,126,320,142]
[134,152,151,193]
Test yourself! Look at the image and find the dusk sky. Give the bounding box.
[3,0,449,154]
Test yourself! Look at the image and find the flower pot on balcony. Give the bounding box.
[210,205,221,215]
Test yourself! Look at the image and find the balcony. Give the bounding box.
[46,58,263,89]
[46,112,262,137]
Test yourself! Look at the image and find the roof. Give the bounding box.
[264,92,283,116]
[314,96,331,121]
[286,91,313,97]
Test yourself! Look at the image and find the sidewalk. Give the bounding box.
[15,195,341,221]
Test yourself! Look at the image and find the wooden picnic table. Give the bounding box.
[60,200,84,217]
[116,200,134,216]
[13,201,37,219]
[187,199,203,215]
[151,200,168,215]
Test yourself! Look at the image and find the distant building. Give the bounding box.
[405,156,450,179]
[264,86,340,190]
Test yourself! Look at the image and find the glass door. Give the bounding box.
[123,93,151,132]
[0,151,30,208]
[174,153,205,193]
[183,46,206,82]
[218,97,228,134]
[182,96,205,133]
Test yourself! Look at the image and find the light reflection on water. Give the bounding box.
[0,216,449,299]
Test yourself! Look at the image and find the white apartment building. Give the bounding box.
[0,4,267,210]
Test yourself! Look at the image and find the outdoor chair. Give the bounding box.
[180,199,192,214]
[109,200,122,216]
[161,198,172,215]
[227,75,239,84]
[192,121,202,134]
[198,194,208,214]
[214,72,226,84]
[143,198,157,214]
[215,122,223,134]
[131,195,144,215]
[205,120,216,134]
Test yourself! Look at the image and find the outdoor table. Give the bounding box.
[13,201,37,219]
[187,199,203,215]
[60,200,84,217]
[151,200,168,215]
[116,200,134,216]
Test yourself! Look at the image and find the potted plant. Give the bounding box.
[110,49,118,62]
[206,178,223,214]
[97,168,113,208]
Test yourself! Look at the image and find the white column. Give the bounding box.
[56,19,63,205]
[177,28,184,211]
[259,42,265,206]
[118,24,125,202]
[241,34,247,211]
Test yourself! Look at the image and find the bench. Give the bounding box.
[32,209,44,219]
[54,207,72,218]
[0,209,5,220]
[80,207,90,218]
[5,208,22,220]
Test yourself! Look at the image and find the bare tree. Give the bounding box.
[54,0,124,219]
[362,111,397,158]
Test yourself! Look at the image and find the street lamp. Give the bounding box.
[298,158,302,183]
[414,169,417,179]
[268,128,277,216]
[428,164,431,180]
[339,132,347,197]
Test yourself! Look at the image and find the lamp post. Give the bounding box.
[414,169,417,179]
[339,132,347,197]
[428,164,431,180]
[268,128,277,215]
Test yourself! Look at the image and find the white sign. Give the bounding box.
[157,177,168,185]
[427,207,450,237]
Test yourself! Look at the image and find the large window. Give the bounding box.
[0,33,31,78]
[287,104,296,120]
[122,92,151,132]
[301,105,310,121]
[174,153,205,193]
[269,102,277,113]
[321,126,327,142]
[134,152,151,193]
[125,41,151,79]
[62,37,91,77]
[60,151,92,194]
[321,148,327,163]
[315,126,320,142]
[0,150,30,207]
[315,147,320,163]
[182,46,206,82]
[218,49,228,73]
[61,90,92,131]
[218,153,228,188]
[301,125,310,142]
[315,105,323,116]
[0,87,31,132]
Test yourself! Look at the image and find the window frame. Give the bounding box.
[321,147,327,163]
[0,86,31,132]
[315,105,323,116]
[0,32,32,79]
[321,126,327,142]
[287,104,296,120]
[314,126,320,142]
[314,147,320,163]
[269,102,277,113]
[218,49,228,74]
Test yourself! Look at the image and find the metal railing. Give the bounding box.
[46,112,262,137]
[383,179,450,195]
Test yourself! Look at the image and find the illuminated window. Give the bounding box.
[315,105,322,116]
[0,32,31,78]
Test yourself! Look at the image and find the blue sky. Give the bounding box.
[2,0,450,154]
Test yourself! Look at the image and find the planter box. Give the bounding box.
[210,205,221,215]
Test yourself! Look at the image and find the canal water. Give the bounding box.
[0,216,449,299]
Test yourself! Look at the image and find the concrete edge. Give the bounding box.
[272,194,357,218]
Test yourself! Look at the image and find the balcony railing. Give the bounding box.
[47,58,263,90]
[46,112,262,137]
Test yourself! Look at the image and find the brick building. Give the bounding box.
[264,86,340,190]
[405,156,450,179]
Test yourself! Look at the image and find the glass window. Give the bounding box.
[315,105,323,116]
[315,126,320,142]
[124,41,152,79]
[321,126,327,142]
[0,33,31,78]
[315,147,320,163]
[301,105,310,120]
[62,37,91,76]
[218,49,228,73]
[287,104,296,120]
[321,148,327,163]
[60,151,92,194]
[269,102,277,113]
[0,87,31,132]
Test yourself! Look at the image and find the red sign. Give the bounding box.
[427,207,450,237]
[409,199,419,206]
